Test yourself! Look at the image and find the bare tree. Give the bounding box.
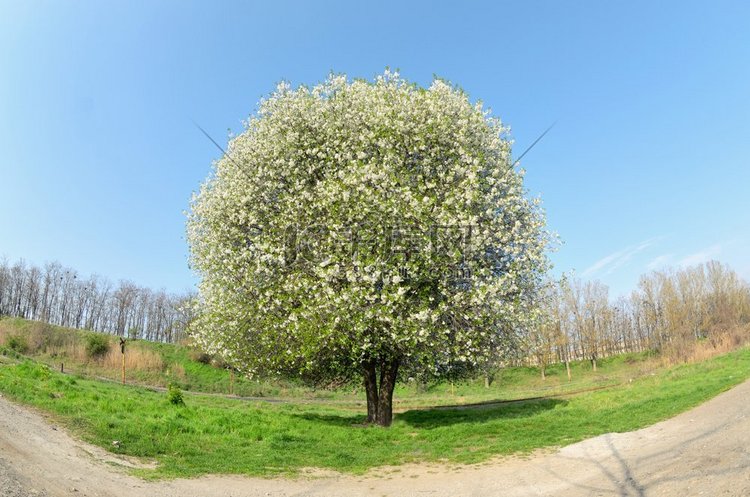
[0,257,194,343]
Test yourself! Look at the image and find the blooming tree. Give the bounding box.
[187,71,549,426]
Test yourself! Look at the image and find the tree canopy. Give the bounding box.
[187,71,550,425]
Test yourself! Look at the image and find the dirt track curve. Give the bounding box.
[1,380,749,497]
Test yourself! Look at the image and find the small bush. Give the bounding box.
[27,322,59,353]
[211,356,229,369]
[167,383,185,406]
[190,349,212,364]
[85,334,110,359]
[6,335,29,354]
[0,345,21,359]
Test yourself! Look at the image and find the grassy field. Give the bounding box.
[0,317,320,398]
[0,317,663,409]
[1,337,749,479]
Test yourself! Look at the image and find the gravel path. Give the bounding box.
[1,380,749,497]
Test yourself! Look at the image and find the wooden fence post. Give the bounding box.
[119,338,126,384]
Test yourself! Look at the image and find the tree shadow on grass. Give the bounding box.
[293,412,367,427]
[398,397,566,428]
[293,397,566,429]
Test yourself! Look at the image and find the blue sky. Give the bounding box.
[1,0,749,297]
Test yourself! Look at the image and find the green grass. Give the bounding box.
[0,317,317,399]
[0,345,748,479]
[0,317,662,409]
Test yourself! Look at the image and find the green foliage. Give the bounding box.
[17,360,51,380]
[1,317,295,397]
[167,383,185,406]
[0,317,667,407]
[189,349,212,364]
[6,335,28,354]
[0,346,19,361]
[85,333,110,359]
[0,347,748,478]
[187,72,551,388]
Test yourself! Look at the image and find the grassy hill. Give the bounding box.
[0,316,668,409]
[0,317,312,398]
[0,333,748,478]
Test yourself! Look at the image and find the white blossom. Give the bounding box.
[186,71,551,381]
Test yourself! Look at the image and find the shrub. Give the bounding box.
[211,356,229,369]
[85,334,110,359]
[6,335,29,354]
[27,322,59,353]
[0,346,20,359]
[190,349,212,364]
[167,383,185,406]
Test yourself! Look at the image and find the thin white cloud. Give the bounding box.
[646,253,673,271]
[582,238,658,277]
[678,244,722,267]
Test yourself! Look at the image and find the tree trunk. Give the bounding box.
[376,359,399,427]
[362,357,400,427]
[363,361,378,424]
[565,360,571,381]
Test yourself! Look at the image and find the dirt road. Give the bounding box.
[1,380,749,497]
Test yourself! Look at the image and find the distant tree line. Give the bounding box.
[529,261,750,377]
[0,258,195,343]
[1,256,747,370]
